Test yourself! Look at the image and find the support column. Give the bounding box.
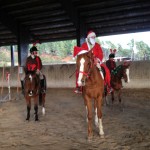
[10,45,15,66]
[77,15,86,46]
[18,25,30,66]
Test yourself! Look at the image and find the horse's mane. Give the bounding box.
[26,70,37,76]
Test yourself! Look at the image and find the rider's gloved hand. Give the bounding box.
[36,69,40,74]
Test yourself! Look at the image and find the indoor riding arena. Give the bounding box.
[0,61,149,150]
[0,0,150,149]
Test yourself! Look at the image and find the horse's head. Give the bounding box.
[24,71,40,97]
[122,62,130,83]
[112,62,130,83]
[76,50,93,86]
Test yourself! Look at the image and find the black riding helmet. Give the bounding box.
[30,46,38,53]
[109,53,115,58]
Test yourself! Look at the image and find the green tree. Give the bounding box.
[135,41,150,60]
[127,39,135,60]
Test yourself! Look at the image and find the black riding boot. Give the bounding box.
[40,79,46,93]
[21,80,24,95]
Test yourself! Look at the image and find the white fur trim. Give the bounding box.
[87,32,96,38]
[78,50,88,55]
[86,38,90,50]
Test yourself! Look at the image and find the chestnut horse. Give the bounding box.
[76,50,104,139]
[104,63,130,106]
[24,71,46,121]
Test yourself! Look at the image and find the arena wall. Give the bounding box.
[0,61,149,89]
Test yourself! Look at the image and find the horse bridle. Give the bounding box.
[112,65,127,80]
[25,73,39,96]
[78,55,94,79]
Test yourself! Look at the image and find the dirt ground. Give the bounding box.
[0,88,149,150]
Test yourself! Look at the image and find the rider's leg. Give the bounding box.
[39,71,46,93]
[101,64,113,94]
[96,63,104,79]
[20,73,25,94]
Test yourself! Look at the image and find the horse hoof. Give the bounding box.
[100,134,105,139]
[87,136,93,142]
[35,118,39,121]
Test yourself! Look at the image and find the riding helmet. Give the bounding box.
[30,46,38,53]
[109,53,115,58]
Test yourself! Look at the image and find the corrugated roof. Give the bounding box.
[0,0,150,46]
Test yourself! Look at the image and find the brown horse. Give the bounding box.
[24,71,46,121]
[104,63,130,106]
[76,50,104,139]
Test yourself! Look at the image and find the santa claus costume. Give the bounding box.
[73,31,112,93]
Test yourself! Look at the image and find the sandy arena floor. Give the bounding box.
[0,88,149,150]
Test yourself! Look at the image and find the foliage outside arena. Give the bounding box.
[0,38,150,66]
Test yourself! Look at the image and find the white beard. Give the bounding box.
[89,38,96,45]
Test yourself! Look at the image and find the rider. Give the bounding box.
[106,49,117,74]
[20,46,46,94]
[74,30,112,93]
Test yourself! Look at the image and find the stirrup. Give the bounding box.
[40,88,46,94]
[107,87,113,94]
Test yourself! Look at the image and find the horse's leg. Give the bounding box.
[42,93,46,115]
[86,98,93,139]
[118,89,121,103]
[118,89,124,111]
[111,90,115,105]
[34,96,39,121]
[104,86,109,106]
[26,97,31,121]
[84,99,88,122]
[94,100,98,127]
[97,96,104,137]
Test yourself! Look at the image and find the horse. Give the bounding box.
[104,62,130,107]
[76,50,104,139]
[24,71,46,121]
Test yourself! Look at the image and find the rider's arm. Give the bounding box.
[36,56,42,70]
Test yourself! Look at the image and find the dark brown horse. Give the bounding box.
[76,50,104,139]
[24,71,46,121]
[104,63,130,106]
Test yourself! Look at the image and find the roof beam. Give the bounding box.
[93,22,150,37]
[29,21,74,30]
[81,1,150,17]
[0,8,18,36]
[8,3,61,15]
[32,27,76,35]
[22,15,70,25]
[89,15,150,28]
[59,0,79,28]
[86,10,150,24]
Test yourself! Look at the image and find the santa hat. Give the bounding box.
[73,46,88,57]
[87,31,96,38]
